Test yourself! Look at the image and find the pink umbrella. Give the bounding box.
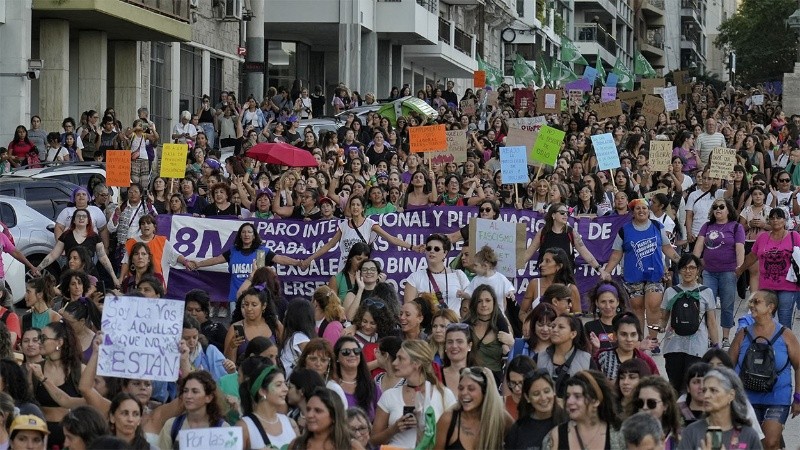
[246,142,318,167]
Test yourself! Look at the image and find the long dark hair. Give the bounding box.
[239,357,284,416]
[525,303,558,348]
[280,298,316,357]
[463,285,508,336]
[62,406,110,449]
[0,358,34,404]
[235,287,280,336]
[44,321,82,387]
[565,370,621,428]
[543,248,577,286]
[108,393,150,450]
[179,371,224,426]
[234,222,263,252]
[343,242,371,274]
[333,336,376,414]
[64,297,102,331]
[517,369,567,421]
[288,387,353,450]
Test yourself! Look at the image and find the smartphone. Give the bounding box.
[255,249,266,269]
[97,280,106,293]
[402,406,415,417]
[233,324,245,339]
[706,426,722,450]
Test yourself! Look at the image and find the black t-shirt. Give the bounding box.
[59,232,101,260]
[202,202,240,217]
[290,206,322,221]
[504,415,556,450]
[584,319,615,351]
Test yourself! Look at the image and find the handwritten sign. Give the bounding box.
[98,296,184,382]
[105,150,131,187]
[160,143,188,179]
[178,427,243,450]
[474,71,486,88]
[460,99,476,116]
[499,146,529,184]
[649,141,673,172]
[536,89,561,114]
[530,125,564,166]
[708,147,737,180]
[595,100,623,119]
[408,125,447,153]
[569,89,584,105]
[641,78,665,95]
[644,187,668,200]
[662,86,679,112]
[601,87,617,102]
[641,94,665,127]
[752,94,765,106]
[429,130,468,164]
[514,89,535,111]
[591,133,621,170]
[506,116,547,132]
[618,90,643,105]
[471,218,528,277]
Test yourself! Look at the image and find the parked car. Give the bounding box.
[334,104,384,124]
[6,161,123,204]
[298,118,340,137]
[0,177,80,221]
[0,196,59,301]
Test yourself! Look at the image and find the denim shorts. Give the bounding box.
[752,404,790,424]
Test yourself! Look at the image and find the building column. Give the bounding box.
[39,19,69,133]
[110,41,140,128]
[170,43,181,131]
[201,49,211,96]
[0,0,32,145]
[360,30,377,96]
[391,45,403,91]
[246,0,265,98]
[78,30,107,115]
[376,39,391,99]
[338,0,360,90]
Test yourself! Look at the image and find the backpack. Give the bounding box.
[739,325,789,392]
[666,286,707,336]
[83,129,98,160]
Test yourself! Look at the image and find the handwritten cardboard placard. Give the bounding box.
[506,116,547,132]
[752,94,765,106]
[98,296,184,382]
[641,78,665,95]
[474,71,486,88]
[178,427,243,450]
[677,102,687,120]
[662,86,679,112]
[644,187,669,200]
[160,143,188,179]
[514,89,535,111]
[536,89,561,114]
[469,218,528,276]
[649,141,673,172]
[505,127,538,154]
[429,130,469,165]
[460,99,476,116]
[408,125,447,153]
[591,133,621,170]
[601,87,617,102]
[569,89,584,105]
[708,147,737,180]
[499,146,530,184]
[105,150,131,187]
[641,94,665,127]
[530,125,564,166]
[595,100,623,119]
[618,90,643,105]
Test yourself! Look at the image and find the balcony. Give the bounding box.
[440,0,484,4]
[374,0,439,45]
[642,0,665,25]
[31,0,191,41]
[574,23,617,63]
[681,0,704,29]
[574,0,617,17]
[404,16,478,77]
[641,27,665,59]
[616,0,633,27]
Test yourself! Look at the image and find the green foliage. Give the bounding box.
[536,0,545,23]
[554,14,564,35]
[715,0,796,83]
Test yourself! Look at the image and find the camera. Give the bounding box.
[26,59,43,80]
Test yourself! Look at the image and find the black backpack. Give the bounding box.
[739,326,789,393]
[666,286,707,336]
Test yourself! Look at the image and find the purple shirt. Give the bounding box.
[698,221,745,272]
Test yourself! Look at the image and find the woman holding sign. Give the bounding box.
[158,371,228,450]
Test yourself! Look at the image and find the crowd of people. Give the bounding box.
[0,78,795,450]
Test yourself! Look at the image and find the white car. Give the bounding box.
[7,162,124,205]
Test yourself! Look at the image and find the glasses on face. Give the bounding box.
[360,267,378,274]
[307,355,330,365]
[507,380,523,390]
[555,210,568,215]
[635,398,662,410]
[681,265,699,271]
[780,178,791,183]
[340,347,362,357]
[748,298,765,306]
[426,246,442,252]
[754,182,766,187]
[712,204,726,211]
[480,207,493,213]
[351,425,369,435]
[38,335,56,343]
[74,215,89,220]
[446,323,470,332]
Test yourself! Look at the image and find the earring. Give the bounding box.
[55,346,59,351]
[595,308,600,315]
[616,306,622,313]
[261,395,267,401]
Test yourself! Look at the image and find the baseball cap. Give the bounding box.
[204,159,221,171]
[10,415,48,438]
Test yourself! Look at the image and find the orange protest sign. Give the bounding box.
[474,71,486,88]
[106,150,131,187]
[408,125,447,153]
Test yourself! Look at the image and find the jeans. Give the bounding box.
[199,122,217,149]
[775,290,799,328]
[702,270,737,329]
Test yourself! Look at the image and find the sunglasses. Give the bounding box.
[360,267,378,274]
[780,178,791,182]
[340,347,362,357]
[555,210,569,215]
[426,246,443,252]
[480,207,493,213]
[446,323,470,332]
[635,398,662,410]
[364,298,386,309]
[712,204,726,210]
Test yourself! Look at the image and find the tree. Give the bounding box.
[715,0,796,84]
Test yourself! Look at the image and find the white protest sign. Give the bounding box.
[662,86,679,112]
[98,296,184,382]
[545,93,556,109]
[591,133,621,170]
[506,116,547,132]
[474,218,519,277]
[752,94,765,106]
[601,87,617,102]
[179,427,243,450]
[499,146,529,184]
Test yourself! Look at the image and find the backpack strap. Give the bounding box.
[772,326,792,374]
[0,308,11,324]
[665,286,684,310]
[512,338,528,358]
[170,414,187,449]
[245,414,272,446]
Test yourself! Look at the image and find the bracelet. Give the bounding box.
[39,377,47,384]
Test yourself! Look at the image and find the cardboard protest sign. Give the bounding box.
[408,125,447,152]
[98,296,185,381]
[641,77,665,95]
[569,90,584,105]
[160,143,188,179]
[470,218,528,276]
[505,128,539,155]
[499,146,530,184]
[641,94,665,127]
[662,86,679,112]
[601,87,617,102]
[460,99,476,116]
[429,130,468,164]
[677,102,687,120]
[708,147,737,180]
[649,141,673,172]
[591,133,621,170]
[506,116,547,131]
[105,150,131,187]
[529,125,564,166]
[514,89,535,112]
[618,90,643,105]
[536,89,561,114]
[487,91,500,108]
[178,427,243,450]
[673,70,691,94]
[644,187,669,200]
[595,100,623,119]
[474,71,486,88]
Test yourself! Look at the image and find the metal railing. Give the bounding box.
[454,27,473,56]
[574,23,617,55]
[122,0,190,22]
[439,17,451,44]
[646,28,665,49]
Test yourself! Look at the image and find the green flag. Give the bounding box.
[634,53,657,78]
[549,59,561,87]
[537,55,551,87]
[513,54,537,87]
[478,55,504,87]
[552,61,579,86]
[595,57,606,86]
[560,36,588,66]
[613,58,635,91]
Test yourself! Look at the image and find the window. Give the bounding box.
[150,42,172,139]
[210,56,223,106]
[24,187,69,220]
[0,190,14,198]
[0,203,17,229]
[180,44,203,115]
[267,41,310,94]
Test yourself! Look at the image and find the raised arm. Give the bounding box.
[79,334,112,416]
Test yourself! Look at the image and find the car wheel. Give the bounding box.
[26,255,61,281]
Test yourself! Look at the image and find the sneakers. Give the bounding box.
[721,338,731,349]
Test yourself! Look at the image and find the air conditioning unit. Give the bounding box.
[224,0,242,20]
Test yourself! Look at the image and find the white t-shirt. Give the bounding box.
[685,188,725,236]
[464,272,515,313]
[56,205,108,231]
[130,134,148,160]
[280,332,310,379]
[405,269,469,315]
[241,414,296,449]
[339,218,378,267]
[377,383,456,449]
[172,122,198,144]
[46,146,69,163]
[766,190,795,229]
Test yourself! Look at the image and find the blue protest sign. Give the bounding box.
[583,66,598,85]
[606,73,618,88]
[591,133,621,170]
[499,146,530,184]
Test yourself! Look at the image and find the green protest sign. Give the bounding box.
[529,125,564,166]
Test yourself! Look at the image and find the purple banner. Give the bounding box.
[156,209,630,308]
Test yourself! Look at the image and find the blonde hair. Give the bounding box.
[313,286,345,322]
[474,245,498,267]
[428,309,459,359]
[401,340,445,399]
[459,367,507,450]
